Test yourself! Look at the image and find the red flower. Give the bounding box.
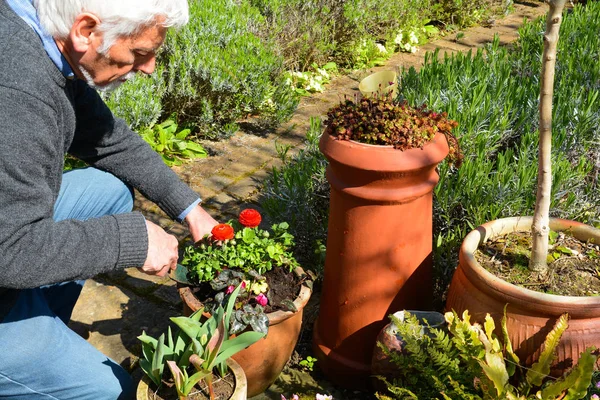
[211,224,234,241]
[239,209,262,228]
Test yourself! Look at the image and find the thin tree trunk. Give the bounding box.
[530,0,567,272]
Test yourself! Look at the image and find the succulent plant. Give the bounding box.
[324,96,462,166]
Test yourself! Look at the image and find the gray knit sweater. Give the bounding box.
[0,1,200,303]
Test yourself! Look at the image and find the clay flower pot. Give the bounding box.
[136,358,248,400]
[445,217,600,374]
[178,266,312,397]
[312,132,450,388]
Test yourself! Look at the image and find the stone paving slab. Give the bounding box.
[71,0,549,393]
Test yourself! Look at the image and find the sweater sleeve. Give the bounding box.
[0,85,148,289]
[68,81,201,220]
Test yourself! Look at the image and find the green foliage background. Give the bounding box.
[101,0,512,141]
[259,2,600,300]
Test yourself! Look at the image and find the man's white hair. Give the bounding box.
[34,0,189,53]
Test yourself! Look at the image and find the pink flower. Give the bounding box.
[241,281,247,289]
[591,394,599,400]
[225,285,235,295]
[256,293,268,306]
[596,381,600,389]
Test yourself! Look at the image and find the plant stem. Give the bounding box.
[207,376,215,400]
[530,0,567,273]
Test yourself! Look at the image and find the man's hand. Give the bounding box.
[140,219,179,277]
[184,205,219,242]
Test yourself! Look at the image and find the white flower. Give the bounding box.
[316,395,333,400]
[375,43,387,54]
[409,31,419,44]
[394,32,403,45]
[317,68,330,80]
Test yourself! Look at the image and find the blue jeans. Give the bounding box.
[0,168,136,399]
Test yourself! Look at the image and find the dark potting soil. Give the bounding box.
[476,231,600,296]
[189,266,304,313]
[147,372,235,400]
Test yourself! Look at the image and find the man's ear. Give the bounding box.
[69,13,101,53]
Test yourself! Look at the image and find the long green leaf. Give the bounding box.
[478,352,509,398]
[224,283,243,339]
[151,334,166,382]
[171,315,203,339]
[501,305,520,377]
[205,316,225,368]
[540,347,597,399]
[527,314,569,387]
[213,331,265,365]
[184,369,212,395]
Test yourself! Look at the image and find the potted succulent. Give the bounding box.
[136,284,264,400]
[444,0,600,376]
[174,208,313,397]
[373,309,597,399]
[312,90,462,387]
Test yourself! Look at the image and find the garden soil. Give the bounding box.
[69,2,551,399]
[146,373,235,400]
[476,231,600,297]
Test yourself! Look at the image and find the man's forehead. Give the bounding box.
[125,24,167,50]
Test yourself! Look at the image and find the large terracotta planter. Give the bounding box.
[445,217,600,374]
[136,358,248,399]
[312,132,450,388]
[178,267,312,397]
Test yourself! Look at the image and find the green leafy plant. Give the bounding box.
[259,117,329,275]
[376,309,598,399]
[298,355,318,371]
[138,284,265,400]
[140,117,207,166]
[285,62,338,96]
[180,208,312,335]
[324,95,462,166]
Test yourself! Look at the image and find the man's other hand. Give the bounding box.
[184,205,219,242]
[140,219,179,277]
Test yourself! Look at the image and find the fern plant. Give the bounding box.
[376,310,597,400]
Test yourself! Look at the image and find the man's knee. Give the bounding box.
[60,360,134,400]
[56,167,134,220]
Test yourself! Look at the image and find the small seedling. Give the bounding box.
[299,356,317,371]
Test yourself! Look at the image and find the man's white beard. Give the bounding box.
[79,67,136,92]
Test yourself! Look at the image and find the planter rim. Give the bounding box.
[136,358,247,400]
[459,216,600,311]
[178,266,313,325]
[319,131,449,173]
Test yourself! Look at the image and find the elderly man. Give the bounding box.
[0,0,217,398]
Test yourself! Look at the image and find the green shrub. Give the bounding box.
[259,117,329,274]
[159,0,297,139]
[102,65,167,131]
[430,0,512,31]
[139,117,207,166]
[249,0,512,71]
